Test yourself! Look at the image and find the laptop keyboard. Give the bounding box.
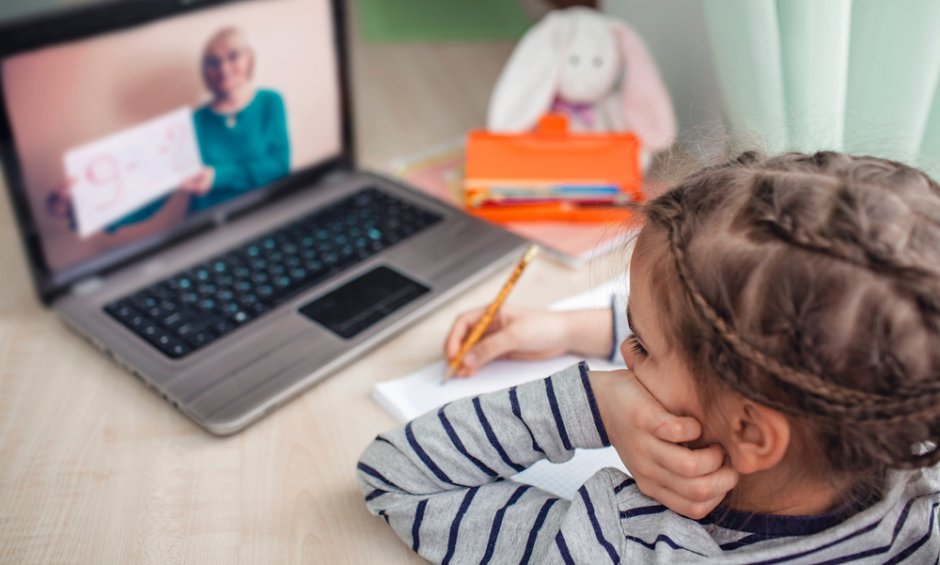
[104,187,442,359]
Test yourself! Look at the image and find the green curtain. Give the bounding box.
[701,0,940,179]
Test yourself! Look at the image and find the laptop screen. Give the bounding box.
[0,0,343,289]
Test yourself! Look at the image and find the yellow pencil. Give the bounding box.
[443,245,539,383]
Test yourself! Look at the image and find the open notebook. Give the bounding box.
[372,283,631,498]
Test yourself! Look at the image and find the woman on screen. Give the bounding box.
[48,26,291,230]
[177,26,291,206]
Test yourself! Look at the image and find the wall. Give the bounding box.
[601,0,726,164]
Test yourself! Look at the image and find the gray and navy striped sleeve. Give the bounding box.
[357,362,617,563]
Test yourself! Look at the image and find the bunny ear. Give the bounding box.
[609,21,676,152]
[487,13,567,132]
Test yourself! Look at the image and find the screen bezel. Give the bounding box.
[0,0,354,305]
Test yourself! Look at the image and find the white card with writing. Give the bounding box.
[65,106,202,238]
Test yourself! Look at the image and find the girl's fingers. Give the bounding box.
[634,480,726,520]
[444,309,485,359]
[675,466,737,504]
[648,441,727,478]
[641,458,738,504]
[615,370,700,444]
[445,308,514,360]
[653,415,702,444]
[462,332,517,372]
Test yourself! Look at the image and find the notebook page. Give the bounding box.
[372,357,606,422]
[371,282,631,498]
[512,446,628,499]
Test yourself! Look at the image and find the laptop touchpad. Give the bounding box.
[299,266,430,339]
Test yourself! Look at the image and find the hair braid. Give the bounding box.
[667,218,940,423]
[645,151,940,471]
[745,172,940,319]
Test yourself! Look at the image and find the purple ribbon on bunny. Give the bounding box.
[551,97,596,129]
[487,7,676,157]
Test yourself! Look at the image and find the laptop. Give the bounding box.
[0,0,525,435]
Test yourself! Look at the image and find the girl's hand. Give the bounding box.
[179,167,215,195]
[590,368,739,519]
[46,177,77,219]
[444,306,613,377]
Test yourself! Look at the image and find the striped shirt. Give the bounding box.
[357,298,940,563]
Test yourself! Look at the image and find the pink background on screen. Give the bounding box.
[3,0,340,273]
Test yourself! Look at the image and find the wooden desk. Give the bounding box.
[0,7,624,564]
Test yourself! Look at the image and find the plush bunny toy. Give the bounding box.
[487,7,676,155]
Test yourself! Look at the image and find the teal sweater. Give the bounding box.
[111,88,290,228]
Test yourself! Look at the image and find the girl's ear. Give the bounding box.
[487,12,567,132]
[608,21,676,153]
[726,400,791,475]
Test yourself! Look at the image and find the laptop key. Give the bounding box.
[187,331,215,348]
[140,323,159,339]
[232,311,250,324]
[212,319,234,335]
[149,329,190,358]
[105,301,135,321]
[161,311,185,328]
[177,316,214,337]
[150,282,175,300]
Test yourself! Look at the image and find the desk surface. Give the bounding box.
[0,5,631,564]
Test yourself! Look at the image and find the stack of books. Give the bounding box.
[464,114,644,223]
[387,135,645,268]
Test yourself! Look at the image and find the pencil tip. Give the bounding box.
[523,245,539,263]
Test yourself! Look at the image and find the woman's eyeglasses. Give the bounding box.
[204,49,246,71]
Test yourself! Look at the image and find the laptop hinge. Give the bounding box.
[71,276,104,296]
[212,210,228,227]
[324,169,354,184]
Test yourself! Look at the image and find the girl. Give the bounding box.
[357,151,940,563]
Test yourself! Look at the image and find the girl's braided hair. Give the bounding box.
[643,151,940,473]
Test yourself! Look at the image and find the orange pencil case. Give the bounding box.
[464,114,644,223]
